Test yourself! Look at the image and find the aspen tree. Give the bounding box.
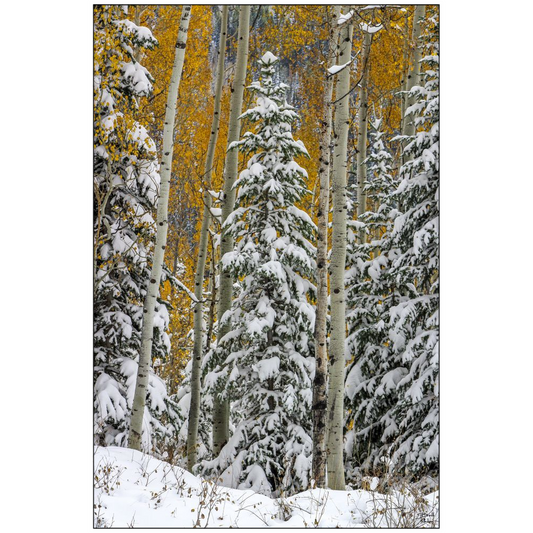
[355,27,374,244]
[186,5,228,473]
[206,231,218,352]
[133,6,146,63]
[312,4,340,489]
[326,12,354,491]
[128,5,191,452]
[212,5,250,455]
[399,9,409,134]
[403,5,426,141]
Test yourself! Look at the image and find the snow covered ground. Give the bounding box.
[94,446,439,528]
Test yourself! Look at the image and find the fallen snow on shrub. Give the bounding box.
[94,447,438,528]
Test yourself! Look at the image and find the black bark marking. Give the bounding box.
[314,372,325,387]
[312,399,327,411]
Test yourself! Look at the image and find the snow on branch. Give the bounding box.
[166,273,199,303]
[327,58,355,77]
[328,61,351,75]
[337,10,354,25]
[360,22,383,34]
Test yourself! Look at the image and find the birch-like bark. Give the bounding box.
[312,4,340,489]
[356,29,373,244]
[403,5,426,141]
[399,9,409,135]
[212,5,250,456]
[187,5,228,472]
[133,6,145,63]
[206,231,217,352]
[128,5,191,452]
[326,16,353,491]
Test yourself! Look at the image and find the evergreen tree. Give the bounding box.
[385,16,439,472]
[344,116,399,474]
[344,15,439,476]
[93,6,179,452]
[200,52,316,496]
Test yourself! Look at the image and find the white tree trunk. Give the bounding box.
[187,5,228,472]
[356,29,372,244]
[326,16,353,491]
[313,4,340,489]
[403,5,426,141]
[206,231,218,352]
[128,5,191,452]
[133,6,146,63]
[399,9,409,136]
[212,5,250,456]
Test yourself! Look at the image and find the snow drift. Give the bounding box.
[94,446,439,528]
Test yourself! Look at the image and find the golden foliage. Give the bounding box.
[114,5,421,393]
[136,6,228,388]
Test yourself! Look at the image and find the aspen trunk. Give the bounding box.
[356,30,372,244]
[403,5,426,141]
[128,5,191,452]
[205,231,217,352]
[312,4,340,489]
[326,16,353,491]
[172,236,180,277]
[133,6,145,63]
[399,9,409,135]
[187,5,228,472]
[212,5,250,456]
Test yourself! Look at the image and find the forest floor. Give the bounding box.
[94,446,439,528]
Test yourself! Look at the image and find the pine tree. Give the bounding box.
[344,116,399,474]
[344,14,439,476]
[201,52,316,496]
[93,6,179,452]
[385,15,439,472]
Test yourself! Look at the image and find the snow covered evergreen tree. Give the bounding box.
[344,14,439,477]
[93,5,180,453]
[344,116,399,474]
[385,15,439,472]
[199,52,316,496]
